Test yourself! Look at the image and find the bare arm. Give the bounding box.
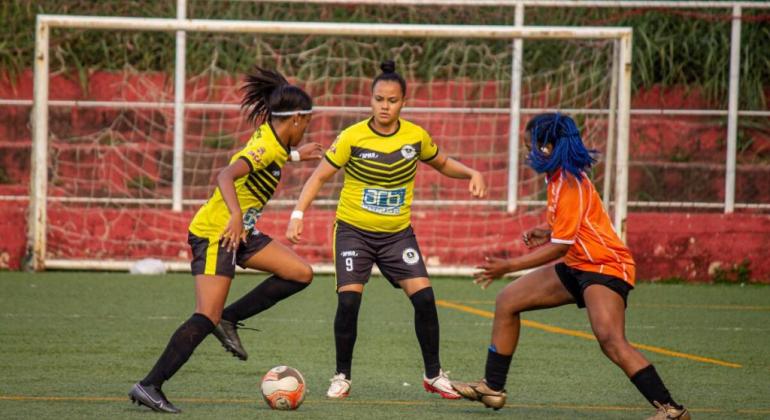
[216,159,251,252]
[286,159,339,243]
[523,227,552,248]
[425,151,487,198]
[473,242,570,289]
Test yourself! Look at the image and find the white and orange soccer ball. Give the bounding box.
[260,366,306,410]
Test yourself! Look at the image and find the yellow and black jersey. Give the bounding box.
[189,122,289,238]
[325,118,439,233]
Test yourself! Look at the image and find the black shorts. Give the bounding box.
[555,263,633,308]
[188,230,272,277]
[333,220,429,289]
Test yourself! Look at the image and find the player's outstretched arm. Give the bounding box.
[473,243,569,289]
[286,159,339,244]
[425,151,487,198]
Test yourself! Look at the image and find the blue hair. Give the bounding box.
[525,113,597,180]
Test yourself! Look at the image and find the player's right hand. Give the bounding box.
[474,256,512,289]
[297,142,324,161]
[286,218,304,244]
[468,170,487,198]
[522,227,550,248]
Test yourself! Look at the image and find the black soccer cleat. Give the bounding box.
[212,319,248,361]
[128,382,181,414]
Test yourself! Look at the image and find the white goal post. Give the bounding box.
[29,14,632,272]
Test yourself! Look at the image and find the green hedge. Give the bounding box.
[1,0,768,109]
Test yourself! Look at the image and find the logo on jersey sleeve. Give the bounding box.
[402,248,420,265]
[329,135,340,155]
[401,144,417,160]
[247,147,266,165]
[361,188,406,215]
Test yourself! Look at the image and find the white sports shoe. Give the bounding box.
[326,373,351,399]
[423,370,461,399]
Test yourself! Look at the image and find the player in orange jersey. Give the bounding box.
[451,113,689,420]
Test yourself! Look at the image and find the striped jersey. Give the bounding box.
[189,122,288,238]
[325,118,439,233]
[546,169,636,285]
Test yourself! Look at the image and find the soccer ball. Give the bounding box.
[260,366,306,410]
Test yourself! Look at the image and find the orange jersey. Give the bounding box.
[546,169,636,285]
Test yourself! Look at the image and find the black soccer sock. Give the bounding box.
[334,291,362,379]
[630,364,682,409]
[221,276,308,323]
[410,287,441,379]
[484,346,513,392]
[140,313,215,388]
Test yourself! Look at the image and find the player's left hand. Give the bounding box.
[220,215,246,253]
[474,256,512,289]
[286,218,304,244]
[297,142,324,161]
[469,171,487,198]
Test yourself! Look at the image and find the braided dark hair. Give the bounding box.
[371,60,406,96]
[525,113,597,180]
[240,66,312,125]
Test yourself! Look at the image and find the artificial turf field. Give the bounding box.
[0,272,768,419]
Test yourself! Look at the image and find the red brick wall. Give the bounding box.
[1,72,768,281]
[1,201,768,282]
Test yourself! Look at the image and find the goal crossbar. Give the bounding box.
[30,14,632,272]
[37,14,631,40]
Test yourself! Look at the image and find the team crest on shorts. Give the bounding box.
[401,145,417,160]
[402,248,420,265]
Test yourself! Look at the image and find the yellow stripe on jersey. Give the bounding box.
[204,239,219,275]
[189,122,289,238]
[325,118,439,233]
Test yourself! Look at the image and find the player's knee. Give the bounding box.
[596,332,626,358]
[281,262,313,284]
[337,290,363,313]
[495,289,522,315]
[409,287,435,310]
[294,263,313,284]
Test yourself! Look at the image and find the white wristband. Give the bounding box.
[290,210,304,220]
[290,150,301,162]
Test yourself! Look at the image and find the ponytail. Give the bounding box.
[240,66,313,125]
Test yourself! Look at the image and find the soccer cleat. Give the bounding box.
[128,382,181,413]
[423,370,461,399]
[212,319,248,361]
[451,379,507,410]
[646,401,691,420]
[326,373,351,399]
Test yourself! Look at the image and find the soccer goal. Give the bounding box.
[28,14,632,273]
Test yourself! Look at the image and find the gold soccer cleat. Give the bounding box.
[646,401,691,420]
[451,380,507,410]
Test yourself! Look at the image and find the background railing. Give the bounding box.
[2,0,769,213]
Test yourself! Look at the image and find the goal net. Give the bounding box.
[29,16,631,273]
